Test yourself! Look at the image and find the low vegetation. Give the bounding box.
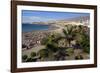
[22,24,90,62]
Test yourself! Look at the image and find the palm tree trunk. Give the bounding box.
[68,40,71,47]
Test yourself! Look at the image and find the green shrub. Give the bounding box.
[75,55,83,60]
[30,52,36,58]
[26,57,37,62]
[76,32,90,54]
[22,55,28,61]
[26,58,32,62]
[66,48,74,55]
[46,43,58,52]
[38,49,49,58]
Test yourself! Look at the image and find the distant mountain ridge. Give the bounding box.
[23,15,90,24]
[66,16,90,22]
[57,16,90,22]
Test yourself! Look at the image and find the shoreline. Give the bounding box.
[22,24,60,33]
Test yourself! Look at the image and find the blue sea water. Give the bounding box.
[22,24,50,32]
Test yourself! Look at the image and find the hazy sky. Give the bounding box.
[22,10,90,23]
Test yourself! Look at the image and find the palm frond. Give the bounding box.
[63,29,68,35]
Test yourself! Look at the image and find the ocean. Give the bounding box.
[22,24,50,32]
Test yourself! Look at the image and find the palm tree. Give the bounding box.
[62,25,75,47]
